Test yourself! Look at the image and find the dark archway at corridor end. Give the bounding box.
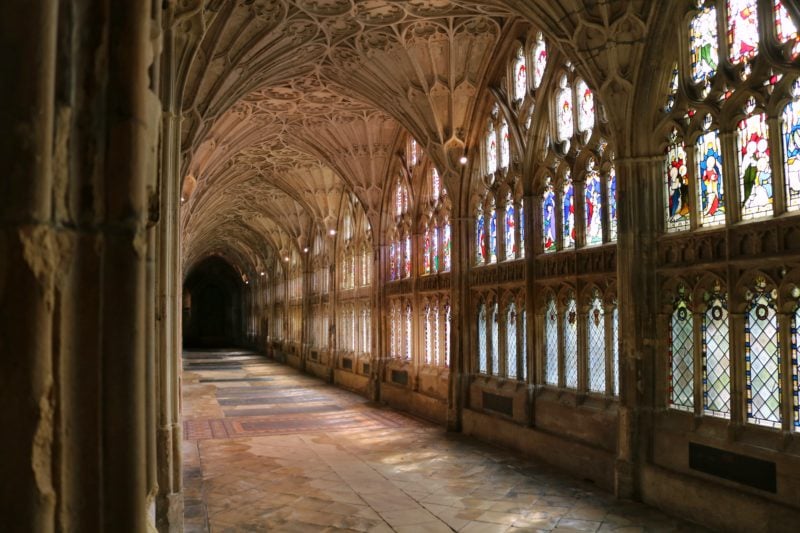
[182,256,244,349]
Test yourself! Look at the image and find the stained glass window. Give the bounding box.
[505,195,516,260]
[490,202,498,263]
[545,297,559,385]
[727,0,759,66]
[562,171,576,250]
[422,230,432,275]
[543,177,557,253]
[670,296,694,411]
[775,0,800,59]
[532,33,547,89]
[665,62,679,113]
[696,127,726,226]
[389,242,397,281]
[486,123,498,175]
[745,281,781,428]
[564,296,578,389]
[557,76,574,142]
[585,162,603,246]
[404,302,412,360]
[519,199,526,258]
[738,100,773,220]
[665,139,690,232]
[588,294,606,393]
[424,304,433,364]
[782,86,800,212]
[403,235,412,278]
[431,226,439,273]
[478,304,487,373]
[442,221,452,271]
[576,79,595,134]
[445,302,452,366]
[607,166,618,241]
[433,301,441,366]
[690,5,718,88]
[395,182,407,216]
[476,205,486,265]
[500,121,510,170]
[491,303,500,375]
[703,289,730,418]
[521,309,528,381]
[507,303,518,379]
[410,138,418,167]
[432,168,441,200]
[514,46,527,102]
[612,305,619,395]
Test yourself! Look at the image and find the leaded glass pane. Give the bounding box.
[478,304,487,374]
[519,200,526,258]
[486,125,498,175]
[665,142,690,232]
[476,207,486,265]
[562,171,576,249]
[545,298,559,385]
[505,199,516,260]
[433,302,441,366]
[585,163,603,246]
[445,303,452,367]
[522,309,528,381]
[696,129,726,226]
[424,304,433,365]
[514,46,527,101]
[500,121,510,170]
[443,222,452,271]
[670,300,694,411]
[543,177,557,253]
[405,303,412,360]
[727,0,759,65]
[703,295,730,417]
[557,78,574,142]
[532,33,547,89]
[793,305,800,429]
[490,207,498,263]
[588,296,606,393]
[775,0,800,59]
[608,166,617,242]
[576,79,595,133]
[612,306,619,396]
[782,94,800,212]
[403,236,412,278]
[432,168,441,200]
[432,226,439,273]
[564,297,578,389]
[423,230,432,275]
[690,5,718,87]
[507,304,518,379]
[491,303,500,375]
[746,291,781,427]
[738,107,773,219]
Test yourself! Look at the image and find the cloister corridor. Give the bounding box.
[181,349,703,533]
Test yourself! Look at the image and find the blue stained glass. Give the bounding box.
[607,166,617,241]
[783,97,800,211]
[690,6,718,87]
[562,173,575,249]
[738,109,773,220]
[665,142,690,232]
[505,202,516,260]
[543,179,556,253]
[476,210,486,265]
[490,209,498,263]
[696,130,726,226]
[585,167,603,246]
[519,200,526,258]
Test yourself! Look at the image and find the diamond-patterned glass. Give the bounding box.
[703,296,730,417]
[433,302,441,366]
[612,306,619,395]
[478,305,487,373]
[746,293,781,428]
[670,300,694,411]
[793,306,800,430]
[424,305,432,365]
[522,310,528,381]
[507,304,518,379]
[545,298,559,385]
[491,303,500,375]
[564,298,578,389]
[445,303,451,367]
[588,297,606,393]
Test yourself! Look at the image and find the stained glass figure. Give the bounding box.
[690,5,718,88]
[478,304,487,373]
[532,33,547,89]
[564,296,578,389]
[404,302,412,360]
[518,200,526,258]
[738,102,773,219]
[696,128,726,226]
[543,177,557,253]
[727,0,759,65]
[432,226,439,272]
[665,140,690,232]
[703,288,730,418]
[445,302,452,367]
[665,62,679,113]
[745,280,781,427]
[505,195,516,260]
[491,302,500,375]
[607,166,618,241]
[490,203,498,263]
[588,294,606,393]
[395,182,407,217]
[500,121,510,170]
[389,242,397,281]
[576,79,595,134]
[422,229,431,275]
[557,76,574,142]
[585,162,603,246]
[670,295,694,411]
[775,0,800,59]
[562,171,576,249]
[545,297,559,385]
[442,222,452,271]
[486,123,498,175]
[403,235,412,278]
[612,305,619,395]
[782,90,800,211]
[507,304,518,379]
[476,206,486,264]
[514,46,527,102]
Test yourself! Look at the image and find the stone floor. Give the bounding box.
[182,349,707,533]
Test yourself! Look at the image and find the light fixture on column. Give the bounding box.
[303,247,309,253]
[459,154,468,165]
[329,229,337,236]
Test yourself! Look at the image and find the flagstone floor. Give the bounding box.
[182,349,706,533]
